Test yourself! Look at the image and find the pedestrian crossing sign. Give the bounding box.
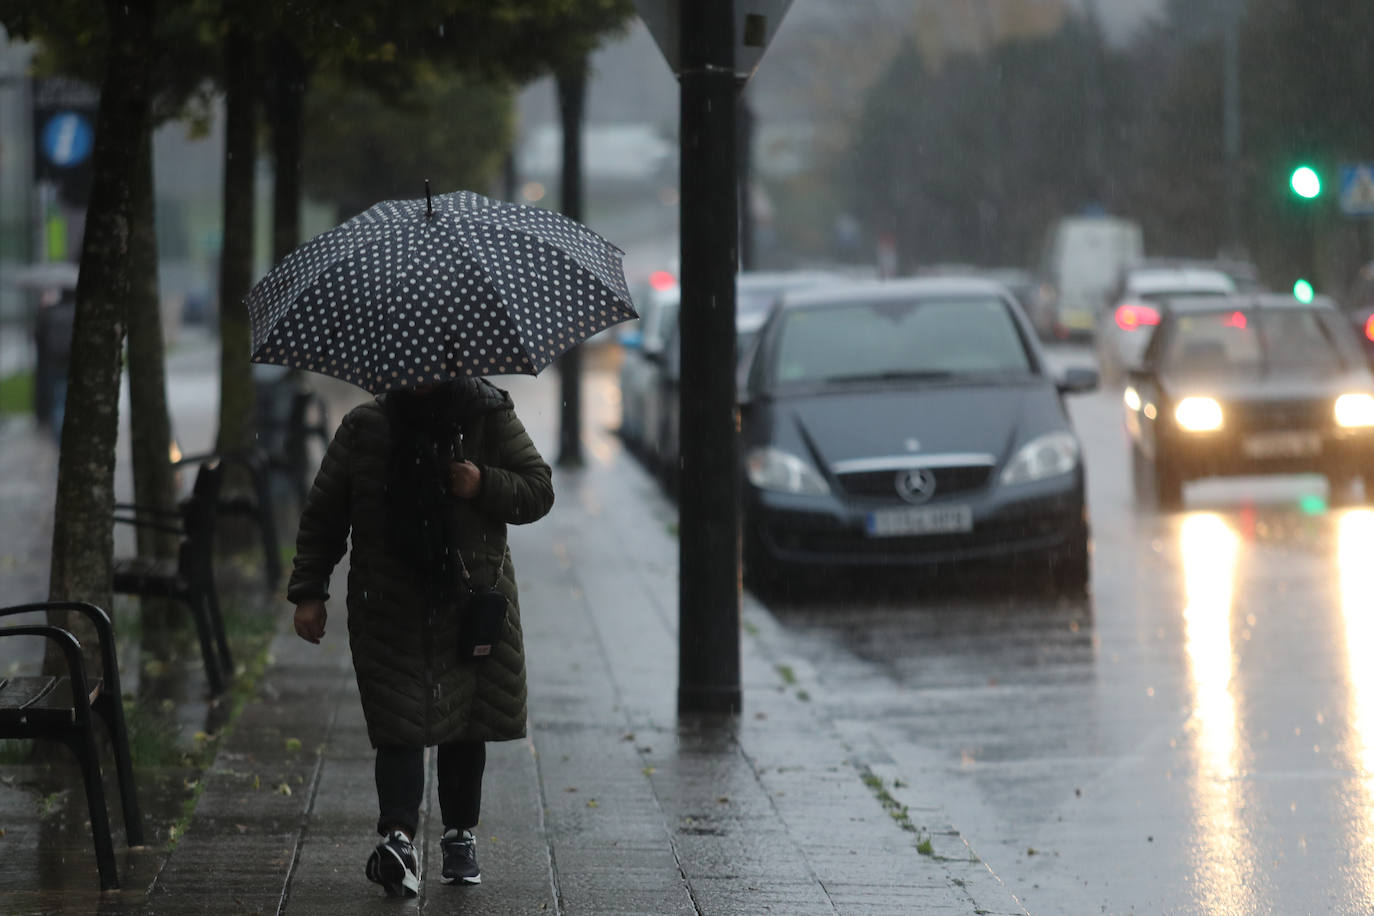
[1339,163,1374,216]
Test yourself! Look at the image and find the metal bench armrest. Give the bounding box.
[0,624,93,719]
[0,602,118,706]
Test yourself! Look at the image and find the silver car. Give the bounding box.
[1095,265,1236,386]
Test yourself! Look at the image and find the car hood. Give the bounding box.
[1163,370,1374,402]
[758,379,1063,469]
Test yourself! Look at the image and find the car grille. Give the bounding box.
[761,514,1067,559]
[835,465,992,501]
[1225,399,1329,433]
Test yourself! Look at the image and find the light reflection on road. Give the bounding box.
[1179,513,1251,911]
[1338,509,1374,910]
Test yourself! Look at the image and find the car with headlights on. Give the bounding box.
[1123,294,1374,509]
[738,277,1098,593]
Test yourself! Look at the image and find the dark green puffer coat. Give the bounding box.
[286,379,553,748]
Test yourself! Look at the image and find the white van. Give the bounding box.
[1035,216,1144,338]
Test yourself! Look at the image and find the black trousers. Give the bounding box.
[375,741,485,837]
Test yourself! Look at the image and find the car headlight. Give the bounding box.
[745,447,830,495]
[1000,432,1079,485]
[1175,396,1223,432]
[1335,393,1374,428]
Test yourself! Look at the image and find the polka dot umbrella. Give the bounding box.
[247,186,638,394]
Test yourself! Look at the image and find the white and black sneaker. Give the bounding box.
[440,828,481,885]
[366,829,421,896]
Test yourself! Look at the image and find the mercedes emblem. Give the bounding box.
[895,467,937,505]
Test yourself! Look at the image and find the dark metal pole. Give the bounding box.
[737,94,755,271]
[1222,3,1241,256]
[555,58,587,467]
[678,0,741,715]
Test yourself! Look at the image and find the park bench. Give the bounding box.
[112,460,233,695]
[0,601,143,890]
[255,369,331,508]
[176,447,282,591]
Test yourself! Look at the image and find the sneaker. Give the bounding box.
[366,829,420,896]
[440,828,481,885]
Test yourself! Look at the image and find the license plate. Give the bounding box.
[1061,309,1095,331]
[865,505,973,537]
[1241,431,1322,459]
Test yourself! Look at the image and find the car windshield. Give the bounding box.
[770,296,1032,387]
[1161,309,1348,375]
[738,291,779,322]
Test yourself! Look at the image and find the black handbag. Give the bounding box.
[458,588,507,659]
[454,547,508,660]
[445,433,508,661]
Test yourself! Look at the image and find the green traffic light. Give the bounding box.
[1293,278,1315,303]
[1291,166,1321,199]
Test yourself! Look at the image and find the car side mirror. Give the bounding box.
[1057,367,1099,395]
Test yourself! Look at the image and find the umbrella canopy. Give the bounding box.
[247,188,637,394]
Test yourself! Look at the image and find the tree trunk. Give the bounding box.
[265,36,311,525]
[46,0,153,678]
[270,34,307,265]
[216,25,259,528]
[125,110,181,653]
[128,125,175,557]
[555,57,586,468]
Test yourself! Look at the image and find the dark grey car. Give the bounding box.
[738,277,1098,592]
[1124,294,1374,509]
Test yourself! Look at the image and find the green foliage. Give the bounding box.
[7,0,221,128]
[8,0,634,133]
[1118,0,1374,287]
[420,0,635,82]
[302,67,513,218]
[123,700,208,769]
[845,19,1124,270]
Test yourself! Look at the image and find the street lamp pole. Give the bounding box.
[677,0,741,715]
[1222,0,1242,255]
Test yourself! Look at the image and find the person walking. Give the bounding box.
[287,377,554,896]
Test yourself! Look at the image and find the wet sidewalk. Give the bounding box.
[2,351,1026,914]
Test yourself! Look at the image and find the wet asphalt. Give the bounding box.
[760,343,1374,915]
[4,335,1372,913]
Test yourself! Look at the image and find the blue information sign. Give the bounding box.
[40,112,95,169]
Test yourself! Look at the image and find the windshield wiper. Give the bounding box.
[822,370,955,383]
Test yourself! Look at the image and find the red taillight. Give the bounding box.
[1365,314,1374,342]
[650,270,676,291]
[1224,310,1247,329]
[1115,302,1161,332]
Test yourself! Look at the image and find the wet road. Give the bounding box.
[761,344,1374,915]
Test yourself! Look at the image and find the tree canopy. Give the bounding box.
[303,68,512,218]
